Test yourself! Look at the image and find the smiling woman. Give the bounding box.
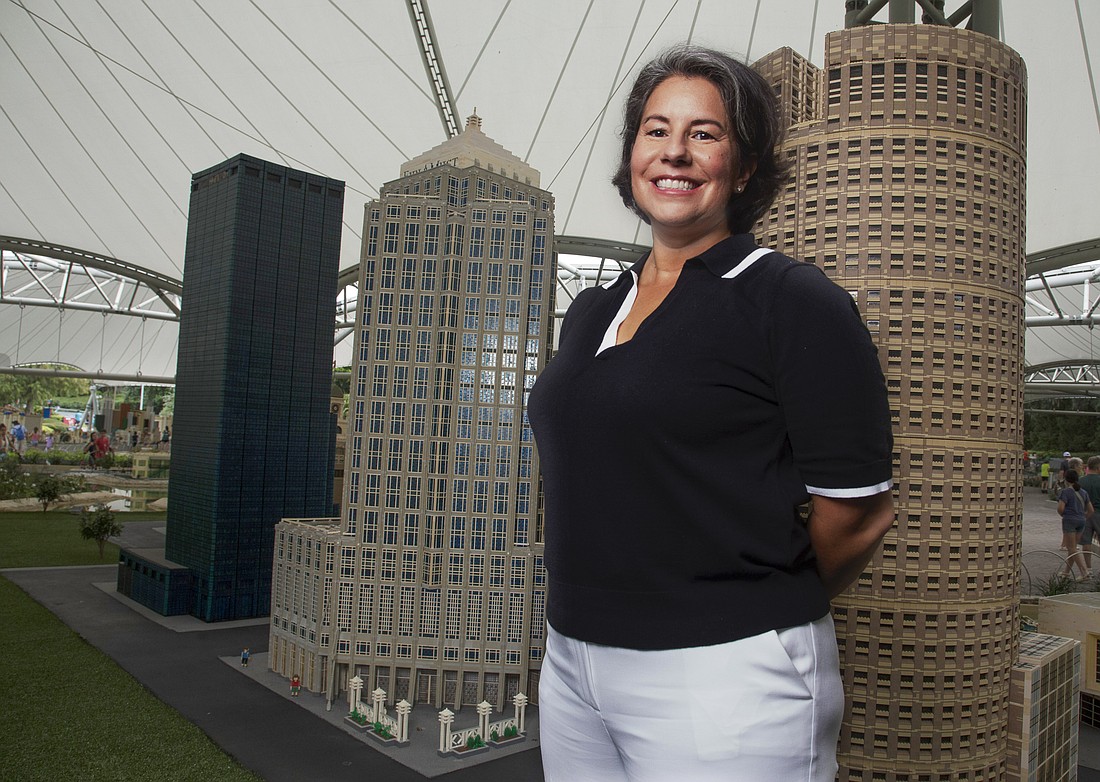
[528,45,895,782]
[626,75,740,251]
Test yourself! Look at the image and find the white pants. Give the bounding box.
[539,615,843,782]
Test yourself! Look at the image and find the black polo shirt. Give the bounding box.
[527,233,893,650]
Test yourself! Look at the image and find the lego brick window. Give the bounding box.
[466,592,483,641]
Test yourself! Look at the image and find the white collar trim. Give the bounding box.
[596,270,639,355]
[721,247,773,279]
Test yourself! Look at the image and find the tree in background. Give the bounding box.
[1024,398,1100,455]
[79,504,123,559]
[0,371,89,413]
[112,385,174,415]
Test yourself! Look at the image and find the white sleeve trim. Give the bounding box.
[806,479,893,498]
[595,270,639,356]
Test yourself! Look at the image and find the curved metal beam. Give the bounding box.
[1024,360,1100,399]
[1026,237,1100,276]
[1,235,182,320]
[8,233,1100,367]
[555,234,649,262]
[0,236,182,295]
[1025,360,1100,383]
[0,365,175,385]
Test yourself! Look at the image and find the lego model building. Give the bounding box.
[119,154,343,622]
[755,16,1029,782]
[269,115,555,712]
[1008,633,1081,781]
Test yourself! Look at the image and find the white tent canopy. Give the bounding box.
[1,0,1098,379]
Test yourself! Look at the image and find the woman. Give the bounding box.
[1058,468,1092,580]
[527,46,894,781]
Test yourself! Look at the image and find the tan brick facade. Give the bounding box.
[757,24,1028,780]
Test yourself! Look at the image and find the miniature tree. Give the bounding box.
[79,504,123,559]
[35,475,63,512]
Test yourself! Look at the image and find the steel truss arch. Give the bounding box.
[1024,361,1100,400]
[8,234,1100,380]
[1025,360,1100,385]
[1,236,182,321]
[1025,258,1100,328]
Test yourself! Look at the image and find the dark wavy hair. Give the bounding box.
[611,45,790,235]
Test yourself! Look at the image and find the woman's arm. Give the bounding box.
[1058,498,1067,515]
[807,490,895,599]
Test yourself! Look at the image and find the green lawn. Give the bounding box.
[0,511,261,781]
[0,510,166,568]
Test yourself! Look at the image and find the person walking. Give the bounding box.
[1080,456,1100,574]
[1058,468,1093,580]
[11,420,26,454]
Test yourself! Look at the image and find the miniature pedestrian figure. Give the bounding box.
[1040,461,1051,493]
[290,674,301,696]
[241,647,250,667]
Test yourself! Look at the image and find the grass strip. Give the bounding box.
[0,575,260,781]
[0,511,167,568]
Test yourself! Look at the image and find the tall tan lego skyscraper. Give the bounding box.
[268,114,554,713]
[756,21,1027,781]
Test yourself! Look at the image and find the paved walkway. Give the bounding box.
[4,491,1099,780]
[0,490,118,513]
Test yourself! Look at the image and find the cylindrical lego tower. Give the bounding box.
[756,22,1026,781]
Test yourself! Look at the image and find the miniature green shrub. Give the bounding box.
[1038,572,1076,596]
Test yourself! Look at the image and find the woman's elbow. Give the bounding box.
[862,490,896,541]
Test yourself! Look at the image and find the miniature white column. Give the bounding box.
[438,708,455,753]
[477,700,492,741]
[348,675,363,714]
[513,692,528,734]
[372,687,387,723]
[395,699,411,743]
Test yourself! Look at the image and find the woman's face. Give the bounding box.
[629,75,750,244]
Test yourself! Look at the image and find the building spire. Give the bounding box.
[466,109,482,130]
